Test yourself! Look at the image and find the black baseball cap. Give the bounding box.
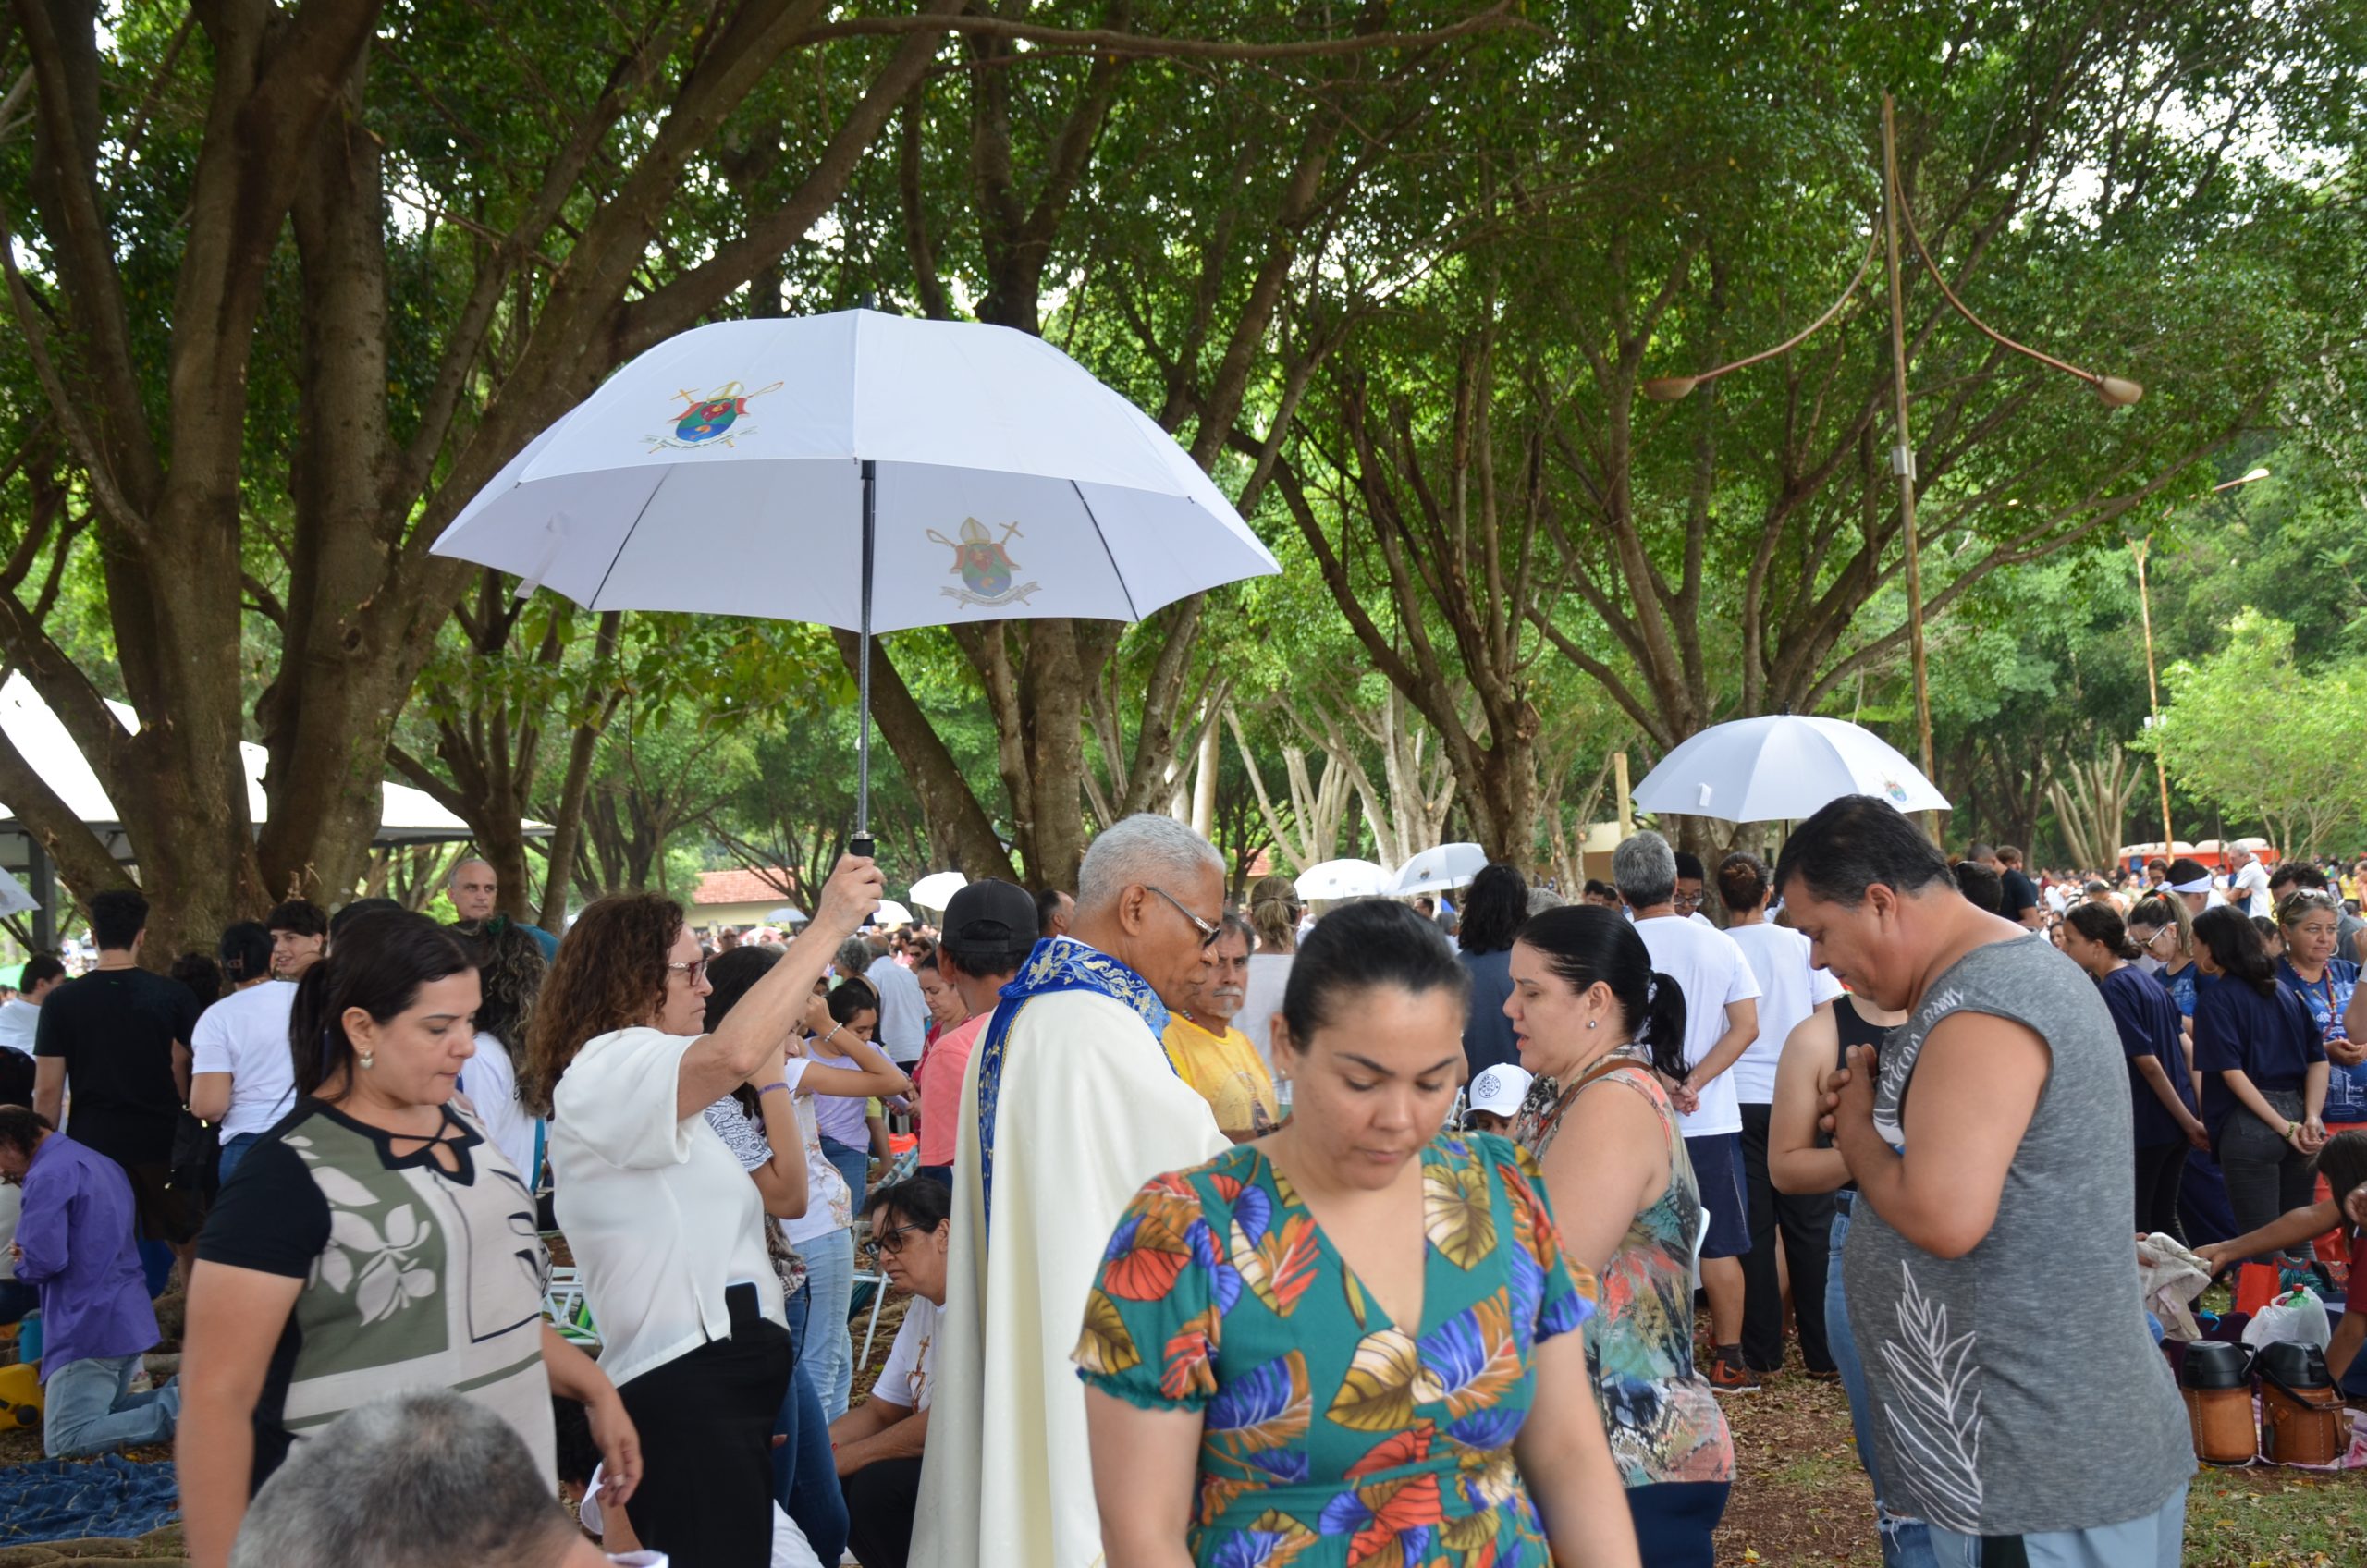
[943,878,1039,947]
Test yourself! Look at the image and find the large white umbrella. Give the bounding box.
[1389,842,1489,896]
[432,311,1279,852]
[868,900,917,929]
[908,871,968,912]
[1632,715,1949,824]
[1295,859,1393,900]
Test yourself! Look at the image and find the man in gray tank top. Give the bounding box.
[1772,797,2191,1567]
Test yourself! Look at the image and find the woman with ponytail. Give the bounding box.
[2192,904,2330,1239]
[1508,904,1733,1568]
[1237,873,1300,1072]
[176,909,639,1568]
[2062,902,2207,1236]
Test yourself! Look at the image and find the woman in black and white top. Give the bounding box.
[522,854,886,1568]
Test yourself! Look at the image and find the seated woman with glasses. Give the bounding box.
[521,860,885,1568]
[830,1178,952,1568]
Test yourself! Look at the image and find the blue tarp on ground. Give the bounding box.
[0,1452,179,1544]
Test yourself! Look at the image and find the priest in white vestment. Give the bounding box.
[913,815,1230,1568]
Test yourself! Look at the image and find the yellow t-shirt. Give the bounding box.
[1160,1015,1280,1138]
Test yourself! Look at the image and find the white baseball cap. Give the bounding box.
[1466,1064,1534,1119]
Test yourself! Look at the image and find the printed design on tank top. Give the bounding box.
[1876,1263,1983,1532]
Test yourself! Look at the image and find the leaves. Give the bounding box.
[1074,1287,1142,1378]
[1421,1158,1496,1270]
[1328,1327,1423,1433]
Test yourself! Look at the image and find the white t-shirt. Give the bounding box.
[463,1031,540,1185]
[0,998,40,1055]
[1722,922,1843,1105]
[551,1027,796,1388]
[865,957,930,1065]
[189,981,300,1139]
[1630,914,1762,1138]
[1239,954,1293,1071]
[877,1294,940,1413]
[2233,860,2272,917]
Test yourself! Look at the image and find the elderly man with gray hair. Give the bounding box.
[230,1390,612,1568]
[913,814,1228,1568]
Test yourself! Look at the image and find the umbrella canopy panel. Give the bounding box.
[435,312,1277,632]
[1631,715,1949,825]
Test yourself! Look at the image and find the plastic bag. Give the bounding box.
[2240,1288,2333,1353]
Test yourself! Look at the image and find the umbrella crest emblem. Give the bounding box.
[648,380,781,451]
[1881,774,1909,803]
[927,517,1039,609]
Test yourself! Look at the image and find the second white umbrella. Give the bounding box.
[1631,715,1947,824]
[1295,859,1393,901]
[1389,843,1489,896]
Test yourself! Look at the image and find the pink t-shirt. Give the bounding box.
[917,1010,990,1167]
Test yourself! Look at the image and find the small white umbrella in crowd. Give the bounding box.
[908,871,968,912]
[763,905,810,925]
[433,311,1280,863]
[1294,858,1394,901]
[868,900,917,930]
[1388,842,1488,896]
[1632,714,1949,824]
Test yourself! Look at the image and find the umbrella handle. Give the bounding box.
[855,458,876,847]
[850,835,876,862]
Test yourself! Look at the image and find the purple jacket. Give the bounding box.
[13,1133,158,1381]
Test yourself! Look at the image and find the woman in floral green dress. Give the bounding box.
[1074,900,1640,1568]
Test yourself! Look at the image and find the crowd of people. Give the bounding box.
[2,818,2365,1568]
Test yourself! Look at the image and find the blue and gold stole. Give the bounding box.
[974,936,1173,1233]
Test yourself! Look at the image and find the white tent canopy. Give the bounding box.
[0,672,548,874]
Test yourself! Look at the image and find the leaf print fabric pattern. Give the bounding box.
[1519,1063,1735,1488]
[1876,1265,1983,1530]
[1073,1133,1594,1567]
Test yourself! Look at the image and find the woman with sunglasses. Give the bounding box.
[521,858,884,1568]
[2275,889,2367,1132]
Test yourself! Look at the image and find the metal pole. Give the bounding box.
[1882,94,1940,843]
[852,459,876,861]
[2133,535,2175,856]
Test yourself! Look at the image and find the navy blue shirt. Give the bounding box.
[2101,965,2193,1147]
[2277,957,2365,1125]
[1457,947,1519,1079]
[2193,978,2325,1140]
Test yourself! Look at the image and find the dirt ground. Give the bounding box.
[4,1285,2360,1566]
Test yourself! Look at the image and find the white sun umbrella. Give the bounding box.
[1389,842,1489,896]
[869,899,917,929]
[1295,858,1393,901]
[1631,714,1949,824]
[763,905,810,925]
[432,310,1281,860]
[908,870,968,912]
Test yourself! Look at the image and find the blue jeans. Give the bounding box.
[215,1132,261,1187]
[1828,1197,1939,1568]
[1927,1482,2188,1568]
[770,1357,848,1564]
[1622,1480,1729,1568]
[44,1354,178,1458]
[795,1228,856,1421]
[820,1135,872,1207]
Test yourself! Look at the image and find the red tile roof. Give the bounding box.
[693,867,799,906]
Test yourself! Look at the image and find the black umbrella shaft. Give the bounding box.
[854,459,876,859]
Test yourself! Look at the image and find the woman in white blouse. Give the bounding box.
[522,855,886,1568]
